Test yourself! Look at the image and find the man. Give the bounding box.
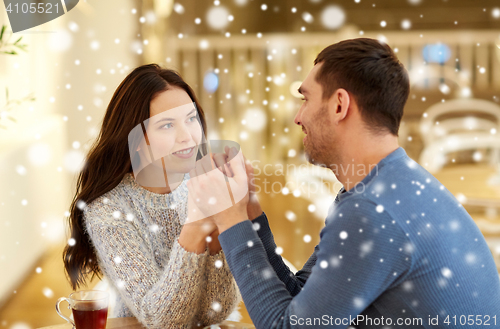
[188,38,500,328]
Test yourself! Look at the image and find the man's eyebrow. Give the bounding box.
[154,109,196,124]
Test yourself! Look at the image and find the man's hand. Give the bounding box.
[186,147,249,233]
[244,156,263,221]
[212,147,263,221]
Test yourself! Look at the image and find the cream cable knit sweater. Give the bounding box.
[83,173,239,328]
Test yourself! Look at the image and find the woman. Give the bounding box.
[63,64,239,328]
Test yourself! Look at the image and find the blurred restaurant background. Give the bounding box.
[1,0,500,327]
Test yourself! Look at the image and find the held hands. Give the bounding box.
[186,146,250,233]
[213,146,263,221]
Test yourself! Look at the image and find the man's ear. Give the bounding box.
[328,88,350,124]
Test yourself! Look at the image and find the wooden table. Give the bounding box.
[38,317,255,329]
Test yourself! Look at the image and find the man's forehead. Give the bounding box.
[300,64,322,93]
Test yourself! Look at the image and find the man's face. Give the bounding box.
[294,63,338,167]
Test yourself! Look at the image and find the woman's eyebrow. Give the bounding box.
[154,109,196,124]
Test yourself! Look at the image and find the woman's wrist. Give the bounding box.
[178,224,210,254]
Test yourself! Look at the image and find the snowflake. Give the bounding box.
[373,182,385,194]
[441,267,453,278]
[330,256,341,268]
[359,240,373,258]
[449,220,460,231]
[43,287,54,298]
[437,278,448,288]
[407,160,417,169]
[252,222,260,231]
[211,301,222,312]
[285,210,296,222]
[262,268,273,279]
[16,165,27,176]
[76,200,87,210]
[402,281,414,292]
[404,243,415,254]
[353,297,364,309]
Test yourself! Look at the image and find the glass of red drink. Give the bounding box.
[56,290,109,329]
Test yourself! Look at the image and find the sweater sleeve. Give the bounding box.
[84,201,208,329]
[196,250,240,326]
[252,212,316,296]
[219,200,412,328]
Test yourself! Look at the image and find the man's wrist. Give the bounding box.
[247,197,263,221]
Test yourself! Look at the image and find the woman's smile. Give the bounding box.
[172,146,195,158]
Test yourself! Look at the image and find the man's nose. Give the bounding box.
[294,108,302,126]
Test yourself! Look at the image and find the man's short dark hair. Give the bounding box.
[314,38,410,136]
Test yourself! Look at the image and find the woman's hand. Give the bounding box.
[178,216,217,254]
[207,228,222,255]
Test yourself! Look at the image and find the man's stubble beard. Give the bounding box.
[303,104,339,169]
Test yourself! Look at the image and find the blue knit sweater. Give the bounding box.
[219,147,500,328]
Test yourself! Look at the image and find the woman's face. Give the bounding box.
[143,87,203,174]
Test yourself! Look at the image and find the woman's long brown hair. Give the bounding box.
[63,64,207,290]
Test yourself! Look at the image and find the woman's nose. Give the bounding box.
[176,124,192,143]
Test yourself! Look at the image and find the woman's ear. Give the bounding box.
[136,132,150,152]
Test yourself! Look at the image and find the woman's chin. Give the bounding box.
[165,165,196,175]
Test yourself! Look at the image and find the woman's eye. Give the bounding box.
[188,116,197,122]
[161,123,173,129]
